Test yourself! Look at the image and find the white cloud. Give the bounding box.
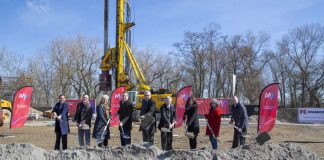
[26,0,50,14]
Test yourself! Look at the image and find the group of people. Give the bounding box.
[51,91,249,151]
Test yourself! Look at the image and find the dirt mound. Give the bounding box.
[0,143,322,160]
[218,142,322,160]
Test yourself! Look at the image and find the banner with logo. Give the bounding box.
[196,98,206,114]
[175,86,192,128]
[10,86,33,129]
[258,83,279,133]
[110,87,126,127]
[298,108,324,123]
[65,99,96,117]
[197,98,231,115]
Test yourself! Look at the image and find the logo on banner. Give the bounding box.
[264,92,277,99]
[300,109,307,114]
[178,93,190,106]
[114,93,122,99]
[19,93,29,100]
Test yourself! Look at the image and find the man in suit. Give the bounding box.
[52,94,69,150]
[230,96,249,148]
[139,91,156,145]
[158,96,176,151]
[74,94,93,147]
[118,92,134,146]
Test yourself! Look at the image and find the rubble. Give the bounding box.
[0,142,322,160]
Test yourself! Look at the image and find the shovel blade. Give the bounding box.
[161,127,171,132]
[185,132,195,138]
[256,132,271,145]
[121,134,131,139]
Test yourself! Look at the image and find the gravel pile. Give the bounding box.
[0,142,322,160]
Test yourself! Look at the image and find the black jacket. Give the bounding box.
[231,102,249,129]
[118,100,134,131]
[74,102,93,127]
[139,98,156,132]
[158,103,176,131]
[183,103,200,134]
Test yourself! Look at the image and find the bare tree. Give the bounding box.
[274,24,324,108]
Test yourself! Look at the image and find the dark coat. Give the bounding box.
[205,107,221,137]
[231,102,249,129]
[158,103,176,131]
[118,100,134,131]
[139,98,156,133]
[74,102,93,128]
[183,103,200,134]
[93,104,110,139]
[52,102,69,135]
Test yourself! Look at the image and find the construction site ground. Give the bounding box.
[0,119,323,158]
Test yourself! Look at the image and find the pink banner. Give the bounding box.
[175,86,192,128]
[197,98,230,115]
[258,83,279,133]
[65,99,96,117]
[10,86,33,129]
[196,98,207,114]
[110,87,126,127]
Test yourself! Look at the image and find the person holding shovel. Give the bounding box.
[117,92,133,146]
[158,96,176,151]
[93,94,111,147]
[205,99,222,149]
[230,96,248,148]
[52,94,69,150]
[183,96,200,149]
[139,91,156,146]
[74,94,93,148]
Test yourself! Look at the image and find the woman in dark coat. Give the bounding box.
[183,96,200,149]
[93,95,111,147]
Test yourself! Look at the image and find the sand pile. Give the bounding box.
[0,142,322,160]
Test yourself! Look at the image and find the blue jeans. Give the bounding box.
[120,130,131,146]
[78,129,90,147]
[209,135,218,149]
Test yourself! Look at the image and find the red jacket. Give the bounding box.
[205,107,221,137]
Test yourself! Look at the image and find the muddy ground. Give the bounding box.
[1,120,324,158]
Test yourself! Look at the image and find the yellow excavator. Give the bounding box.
[0,99,12,125]
[99,0,174,110]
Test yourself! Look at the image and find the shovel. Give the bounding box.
[119,117,131,139]
[97,117,111,144]
[255,132,271,145]
[205,118,220,143]
[183,122,195,138]
[233,125,250,138]
[120,124,131,139]
[161,122,176,133]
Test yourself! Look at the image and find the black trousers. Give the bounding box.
[232,128,247,148]
[189,135,198,149]
[55,132,67,150]
[161,132,173,151]
[142,131,154,144]
[98,139,108,147]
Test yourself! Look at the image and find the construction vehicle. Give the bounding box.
[0,99,12,124]
[99,0,174,110]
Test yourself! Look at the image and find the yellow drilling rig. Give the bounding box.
[99,0,174,110]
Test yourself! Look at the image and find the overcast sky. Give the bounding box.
[1,0,324,57]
